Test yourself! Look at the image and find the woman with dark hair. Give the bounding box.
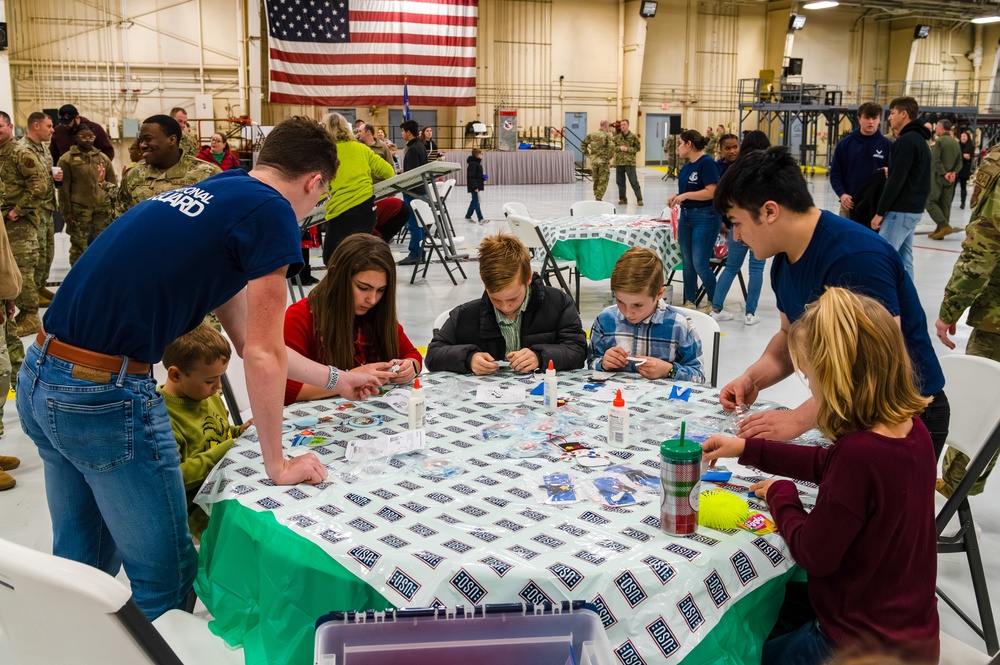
[711,131,770,325]
[421,126,440,161]
[283,234,422,405]
[667,129,722,311]
[957,130,975,209]
[196,133,241,171]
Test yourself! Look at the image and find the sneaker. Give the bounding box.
[618,199,628,205]
[0,456,19,471]
[397,255,423,266]
[464,217,474,222]
[0,470,13,491]
[744,313,761,326]
[697,300,713,314]
[710,309,733,321]
[680,300,697,310]
[15,311,41,337]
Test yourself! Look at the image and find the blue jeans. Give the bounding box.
[465,190,483,221]
[761,620,834,665]
[677,206,722,303]
[404,194,424,259]
[879,211,921,282]
[16,339,197,620]
[712,230,765,315]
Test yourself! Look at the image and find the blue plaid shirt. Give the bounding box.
[588,301,705,383]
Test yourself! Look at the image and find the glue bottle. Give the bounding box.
[607,389,630,448]
[408,378,426,429]
[543,360,557,413]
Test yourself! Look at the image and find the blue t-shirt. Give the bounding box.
[43,170,304,364]
[771,210,944,397]
[678,155,720,209]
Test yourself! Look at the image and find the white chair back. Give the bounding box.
[435,179,456,201]
[503,202,530,218]
[505,214,545,250]
[939,630,993,665]
[939,355,1000,459]
[570,200,616,216]
[433,308,454,333]
[410,199,434,230]
[675,306,721,387]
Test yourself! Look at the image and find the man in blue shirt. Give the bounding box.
[829,102,893,219]
[713,147,950,456]
[17,117,381,621]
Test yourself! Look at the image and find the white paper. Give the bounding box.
[474,386,525,403]
[344,429,425,461]
[589,382,655,403]
[372,388,412,415]
[626,356,648,366]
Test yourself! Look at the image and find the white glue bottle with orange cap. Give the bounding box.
[408,378,426,429]
[608,389,630,448]
[543,360,557,413]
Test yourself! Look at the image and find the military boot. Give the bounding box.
[15,310,41,337]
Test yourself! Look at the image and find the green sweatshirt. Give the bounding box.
[159,388,241,537]
[324,139,395,219]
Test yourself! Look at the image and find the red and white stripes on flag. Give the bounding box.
[264,0,478,107]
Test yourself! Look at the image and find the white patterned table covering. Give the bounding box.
[197,371,818,664]
[536,214,683,272]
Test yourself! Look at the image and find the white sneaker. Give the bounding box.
[744,313,761,326]
[711,309,733,321]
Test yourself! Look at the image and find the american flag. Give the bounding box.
[264,0,478,107]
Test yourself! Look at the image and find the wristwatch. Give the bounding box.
[665,364,676,379]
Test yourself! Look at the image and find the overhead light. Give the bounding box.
[788,14,807,30]
[972,16,1000,24]
[639,1,658,18]
[914,24,930,39]
[803,1,838,9]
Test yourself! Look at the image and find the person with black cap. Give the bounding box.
[49,104,115,164]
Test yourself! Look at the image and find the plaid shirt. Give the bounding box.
[588,301,704,383]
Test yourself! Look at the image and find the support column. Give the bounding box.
[0,1,16,115]
[620,0,648,128]
[248,0,263,123]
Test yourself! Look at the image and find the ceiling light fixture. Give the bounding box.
[803,1,839,9]
[972,16,1000,24]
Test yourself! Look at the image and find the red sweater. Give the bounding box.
[283,298,422,405]
[196,146,241,171]
[740,418,939,662]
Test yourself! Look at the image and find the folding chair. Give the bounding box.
[673,306,721,387]
[505,214,579,307]
[935,355,1000,655]
[433,307,454,335]
[502,202,530,218]
[0,537,243,665]
[569,200,616,216]
[409,200,467,286]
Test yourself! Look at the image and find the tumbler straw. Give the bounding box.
[679,421,686,446]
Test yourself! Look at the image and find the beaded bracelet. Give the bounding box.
[325,365,339,391]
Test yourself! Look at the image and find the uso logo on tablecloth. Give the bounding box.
[548,562,584,590]
[704,570,730,608]
[665,543,701,560]
[413,550,445,569]
[677,593,705,632]
[479,556,513,577]
[519,581,554,606]
[386,568,421,601]
[579,510,611,526]
[348,546,381,570]
[614,640,648,665]
[615,571,647,607]
[591,594,618,628]
[450,569,487,604]
[378,534,409,549]
[409,523,438,538]
[731,550,759,585]
[344,492,371,507]
[509,544,540,560]
[752,537,786,567]
[646,617,681,657]
[376,506,404,522]
[642,555,677,585]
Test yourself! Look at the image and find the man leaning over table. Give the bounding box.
[16,117,382,622]
[713,146,950,457]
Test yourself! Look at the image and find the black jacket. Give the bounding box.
[403,137,428,195]
[425,274,587,373]
[876,120,932,216]
[849,168,887,230]
[959,140,975,180]
[466,155,485,193]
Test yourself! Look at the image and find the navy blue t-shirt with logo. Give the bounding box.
[678,154,720,209]
[771,210,944,397]
[43,169,304,364]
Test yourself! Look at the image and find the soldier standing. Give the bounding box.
[0,111,47,343]
[57,125,118,264]
[170,107,201,159]
[614,119,643,206]
[117,115,221,217]
[704,127,719,164]
[20,112,59,308]
[580,119,616,201]
[935,142,1000,498]
[927,119,963,240]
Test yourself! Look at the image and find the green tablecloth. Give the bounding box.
[197,500,795,665]
[550,238,633,282]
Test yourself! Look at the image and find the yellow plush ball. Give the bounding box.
[699,489,750,530]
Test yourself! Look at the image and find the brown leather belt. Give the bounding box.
[37,332,151,375]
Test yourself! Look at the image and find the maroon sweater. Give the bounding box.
[740,418,939,662]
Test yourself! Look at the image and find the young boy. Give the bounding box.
[57,125,117,264]
[589,247,705,382]
[426,234,587,374]
[159,324,251,538]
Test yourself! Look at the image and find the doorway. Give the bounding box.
[644,113,679,166]
[564,112,587,163]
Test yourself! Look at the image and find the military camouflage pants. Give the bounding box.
[0,311,9,431]
[941,328,1000,498]
[592,162,610,201]
[35,209,54,291]
[67,203,113,265]
[5,217,39,314]
[2,308,19,392]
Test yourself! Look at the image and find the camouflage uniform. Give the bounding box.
[19,137,56,295]
[57,145,117,264]
[579,129,616,201]
[663,135,689,179]
[614,130,643,204]
[116,154,221,217]
[926,133,962,235]
[938,143,1000,497]
[180,131,201,162]
[705,134,719,163]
